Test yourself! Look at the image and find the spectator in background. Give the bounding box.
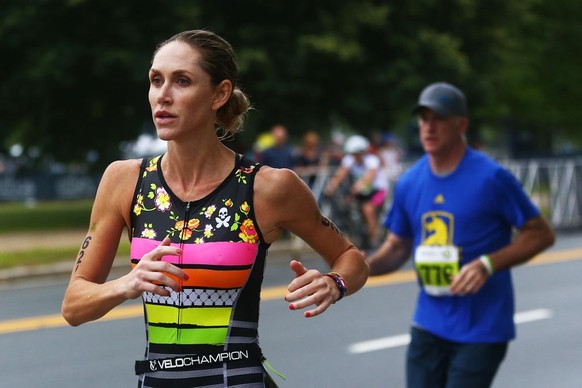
[325,130,347,168]
[293,131,326,188]
[377,133,402,182]
[377,132,404,199]
[260,124,294,169]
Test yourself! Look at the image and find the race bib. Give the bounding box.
[414,245,460,296]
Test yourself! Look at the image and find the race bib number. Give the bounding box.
[414,245,460,296]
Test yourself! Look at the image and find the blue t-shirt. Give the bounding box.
[385,147,540,343]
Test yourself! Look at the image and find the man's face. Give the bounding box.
[418,108,467,156]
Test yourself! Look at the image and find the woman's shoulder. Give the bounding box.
[255,166,310,203]
[91,159,145,221]
[253,166,318,242]
[98,158,144,192]
[103,158,142,178]
[255,165,301,188]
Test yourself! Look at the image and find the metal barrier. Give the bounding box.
[1,157,580,230]
[0,173,100,202]
[302,157,582,231]
[503,158,582,229]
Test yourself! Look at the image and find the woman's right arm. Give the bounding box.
[61,160,185,326]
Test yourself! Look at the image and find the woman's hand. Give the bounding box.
[121,237,188,299]
[285,260,339,318]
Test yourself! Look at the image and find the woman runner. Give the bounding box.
[61,29,369,387]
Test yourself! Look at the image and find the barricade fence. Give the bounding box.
[0,174,100,202]
[1,157,580,230]
[305,157,582,231]
[502,158,582,229]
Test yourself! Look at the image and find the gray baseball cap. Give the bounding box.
[413,82,467,117]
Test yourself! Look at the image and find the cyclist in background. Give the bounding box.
[324,134,388,249]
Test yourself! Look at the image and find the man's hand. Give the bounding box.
[450,259,490,296]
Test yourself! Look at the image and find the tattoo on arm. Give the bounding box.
[315,210,343,236]
[75,236,92,272]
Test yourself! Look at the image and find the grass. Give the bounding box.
[0,242,131,270]
[0,199,130,269]
[0,199,94,233]
[0,247,80,269]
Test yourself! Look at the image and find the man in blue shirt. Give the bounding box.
[367,82,555,388]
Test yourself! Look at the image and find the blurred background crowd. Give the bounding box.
[0,0,581,230]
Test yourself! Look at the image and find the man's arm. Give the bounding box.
[366,233,413,276]
[450,215,555,295]
[488,215,555,271]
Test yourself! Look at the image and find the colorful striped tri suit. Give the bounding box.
[130,154,273,387]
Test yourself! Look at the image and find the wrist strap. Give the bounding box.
[325,272,347,302]
[479,255,494,276]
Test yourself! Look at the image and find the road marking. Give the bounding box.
[513,308,553,324]
[0,248,578,336]
[348,334,411,354]
[363,248,582,288]
[348,308,554,354]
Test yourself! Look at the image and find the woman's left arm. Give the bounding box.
[254,167,370,318]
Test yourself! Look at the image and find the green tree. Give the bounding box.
[0,0,199,170]
[493,0,582,154]
[1,0,580,170]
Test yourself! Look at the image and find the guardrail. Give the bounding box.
[0,174,100,202]
[502,158,582,229]
[2,156,581,230]
[304,157,582,230]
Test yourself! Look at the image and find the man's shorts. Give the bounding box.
[406,326,508,388]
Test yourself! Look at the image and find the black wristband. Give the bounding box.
[325,272,347,302]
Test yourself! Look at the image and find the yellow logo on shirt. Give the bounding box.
[434,194,445,204]
[421,212,454,246]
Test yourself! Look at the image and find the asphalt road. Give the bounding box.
[1,231,581,388]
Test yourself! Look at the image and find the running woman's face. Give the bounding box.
[418,108,467,157]
[148,41,230,141]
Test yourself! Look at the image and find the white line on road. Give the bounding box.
[348,308,553,354]
[348,334,412,354]
[513,308,553,324]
